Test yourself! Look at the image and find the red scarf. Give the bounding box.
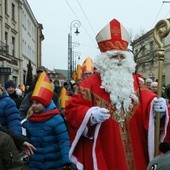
[29,109,59,122]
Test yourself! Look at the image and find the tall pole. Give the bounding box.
[68,20,81,79]
[68,33,72,79]
[74,51,81,72]
[153,19,170,156]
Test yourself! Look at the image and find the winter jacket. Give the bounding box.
[0,91,22,134]
[0,131,23,170]
[26,101,71,170]
[8,91,23,109]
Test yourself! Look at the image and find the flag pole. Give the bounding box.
[153,19,170,156]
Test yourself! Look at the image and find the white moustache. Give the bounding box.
[117,62,122,66]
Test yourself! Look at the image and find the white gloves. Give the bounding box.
[153,97,167,116]
[90,107,110,126]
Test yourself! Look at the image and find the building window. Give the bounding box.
[5,0,8,14]
[23,70,26,85]
[12,3,15,21]
[12,36,15,57]
[12,76,17,85]
[5,31,8,45]
[5,32,8,45]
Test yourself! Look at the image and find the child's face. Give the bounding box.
[31,100,45,113]
[6,86,15,94]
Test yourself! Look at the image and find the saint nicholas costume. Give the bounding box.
[65,19,169,170]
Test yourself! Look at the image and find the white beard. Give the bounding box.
[94,50,139,115]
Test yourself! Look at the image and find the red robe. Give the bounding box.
[65,73,168,170]
[163,104,170,142]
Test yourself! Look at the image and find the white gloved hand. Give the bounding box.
[153,97,167,115]
[90,108,110,126]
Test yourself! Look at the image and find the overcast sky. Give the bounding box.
[27,0,170,70]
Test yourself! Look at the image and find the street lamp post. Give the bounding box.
[73,51,81,71]
[68,20,81,79]
[72,42,80,72]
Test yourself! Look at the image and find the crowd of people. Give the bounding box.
[0,18,170,170]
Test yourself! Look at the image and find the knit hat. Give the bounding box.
[147,142,170,170]
[96,18,130,52]
[31,71,53,107]
[5,80,16,89]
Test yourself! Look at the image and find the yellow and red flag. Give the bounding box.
[82,57,94,74]
[76,64,82,80]
[72,71,77,81]
[31,71,53,106]
[59,87,71,109]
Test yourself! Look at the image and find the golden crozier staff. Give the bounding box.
[153,19,170,156]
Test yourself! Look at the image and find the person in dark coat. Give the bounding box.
[53,79,62,96]
[0,86,22,134]
[0,129,35,170]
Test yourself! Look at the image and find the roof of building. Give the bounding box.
[54,69,68,78]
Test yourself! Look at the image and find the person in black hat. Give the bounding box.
[35,66,47,79]
[25,66,47,95]
[5,80,23,109]
[53,79,62,96]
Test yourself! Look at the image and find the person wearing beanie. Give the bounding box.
[5,80,23,109]
[25,71,75,170]
[5,80,16,89]
[65,18,168,170]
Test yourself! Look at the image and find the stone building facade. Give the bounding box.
[131,19,170,86]
[0,0,44,86]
